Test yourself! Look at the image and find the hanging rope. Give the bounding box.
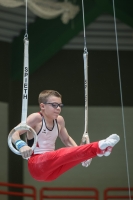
[24,0,28,39]
[82,0,87,53]
[80,0,90,145]
[112,0,131,199]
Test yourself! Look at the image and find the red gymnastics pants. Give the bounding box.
[28,141,100,182]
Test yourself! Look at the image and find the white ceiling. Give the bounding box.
[0,5,133,50]
[64,15,133,50]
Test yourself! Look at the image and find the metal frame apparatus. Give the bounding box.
[104,187,133,200]
[0,182,36,200]
[40,187,99,200]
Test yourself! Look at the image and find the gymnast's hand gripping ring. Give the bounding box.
[8,124,37,155]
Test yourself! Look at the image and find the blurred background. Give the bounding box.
[0,0,133,200]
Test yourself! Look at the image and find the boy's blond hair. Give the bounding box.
[38,90,62,104]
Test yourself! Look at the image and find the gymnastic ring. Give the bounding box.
[8,124,37,155]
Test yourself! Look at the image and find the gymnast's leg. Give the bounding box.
[28,141,98,181]
[28,134,120,181]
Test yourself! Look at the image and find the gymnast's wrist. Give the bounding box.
[15,140,27,150]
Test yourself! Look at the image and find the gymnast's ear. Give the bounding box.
[40,103,45,110]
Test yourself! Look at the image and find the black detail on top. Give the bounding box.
[44,118,54,131]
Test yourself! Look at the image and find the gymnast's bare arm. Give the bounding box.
[11,113,42,159]
[57,115,92,167]
[57,115,78,147]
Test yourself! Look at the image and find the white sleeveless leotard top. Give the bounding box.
[27,114,59,154]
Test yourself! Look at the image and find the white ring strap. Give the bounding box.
[83,52,88,135]
[21,38,29,124]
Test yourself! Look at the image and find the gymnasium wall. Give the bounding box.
[0,102,8,184]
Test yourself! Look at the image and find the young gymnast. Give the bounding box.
[11,90,120,181]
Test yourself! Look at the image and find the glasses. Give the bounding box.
[44,102,64,108]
